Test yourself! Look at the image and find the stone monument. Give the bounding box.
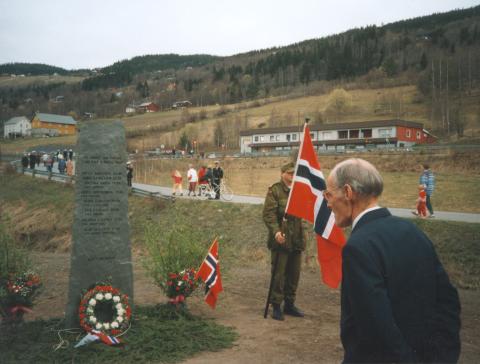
[65,120,133,327]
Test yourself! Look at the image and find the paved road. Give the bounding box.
[12,162,480,224]
[133,182,480,224]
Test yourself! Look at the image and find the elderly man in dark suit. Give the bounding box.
[323,158,461,363]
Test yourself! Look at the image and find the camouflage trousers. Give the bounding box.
[269,249,302,305]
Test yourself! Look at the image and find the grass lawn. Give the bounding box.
[0,305,237,364]
[0,135,77,155]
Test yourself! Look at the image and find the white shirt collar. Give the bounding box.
[352,205,381,230]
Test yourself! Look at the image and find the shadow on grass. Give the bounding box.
[0,304,237,363]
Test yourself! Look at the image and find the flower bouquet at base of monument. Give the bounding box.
[0,271,42,324]
[143,220,209,310]
[162,268,199,306]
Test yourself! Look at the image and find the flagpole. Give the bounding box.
[263,251,279,319]
[284,118,309,214]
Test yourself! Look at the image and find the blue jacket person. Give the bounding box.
[324,158,460,363]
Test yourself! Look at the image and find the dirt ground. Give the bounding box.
[29,252,480,364]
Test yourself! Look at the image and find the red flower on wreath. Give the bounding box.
[78,284,131,336]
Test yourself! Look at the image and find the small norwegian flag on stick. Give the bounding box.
[195,238,223,309]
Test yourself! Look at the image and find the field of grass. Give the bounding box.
[0,135,77,155]
[0,172,479,289]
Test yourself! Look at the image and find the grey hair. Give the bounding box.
[330,158,383,197]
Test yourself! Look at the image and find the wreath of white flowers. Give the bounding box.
[78,285,131,335]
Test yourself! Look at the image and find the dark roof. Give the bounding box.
[240,119,423,136]
[240,126,301,136]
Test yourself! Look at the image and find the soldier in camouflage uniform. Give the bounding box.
[263,162,305,321]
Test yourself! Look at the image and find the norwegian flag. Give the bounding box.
[92,330,122,346]
[195,238,223,308]
[74,330,121,348]
[285,123,346,288]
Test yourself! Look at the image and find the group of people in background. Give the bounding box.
[171,160,223,199]
[21,149,75,176]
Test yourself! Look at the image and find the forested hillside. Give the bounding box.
[1,5,480,138]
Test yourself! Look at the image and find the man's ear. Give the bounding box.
[344,184,354,200]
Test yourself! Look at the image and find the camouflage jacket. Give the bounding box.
[262,180,305,252]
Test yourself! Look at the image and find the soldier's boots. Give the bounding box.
[284,302,304,317]
[272,303,284,321]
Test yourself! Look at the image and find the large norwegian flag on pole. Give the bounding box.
[195,238,223,308]
[285,123,346,288]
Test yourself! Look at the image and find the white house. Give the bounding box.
[3,116,31,138]
[239,120,436,154]
[125,105,137,114]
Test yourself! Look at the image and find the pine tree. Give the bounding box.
[213,121,225,147]
[420,52,428,70]
[179,131,190,151]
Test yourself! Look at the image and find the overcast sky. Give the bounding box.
[0,0,478,70]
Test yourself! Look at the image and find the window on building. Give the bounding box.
[321,131,332,140]
[416,131,421,139]
[292,134,297,141]
[406,129,411,138]
[270,135,275,141]
[310,132,315,140]
[349,130,359,138]
[260,136,265,142]
[338,130,348,139]
[254,136,259,142]
[378,128,392,137]
[276,135,280,141]
[362,129,372,138]
[286,134,291,141]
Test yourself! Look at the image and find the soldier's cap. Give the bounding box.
[214,160,220,164]
[281,162,295,173]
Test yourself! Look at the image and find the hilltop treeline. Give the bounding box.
[82,54,219,91]
[0,63,69,76]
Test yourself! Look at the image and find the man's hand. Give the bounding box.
[275,231,286,244]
